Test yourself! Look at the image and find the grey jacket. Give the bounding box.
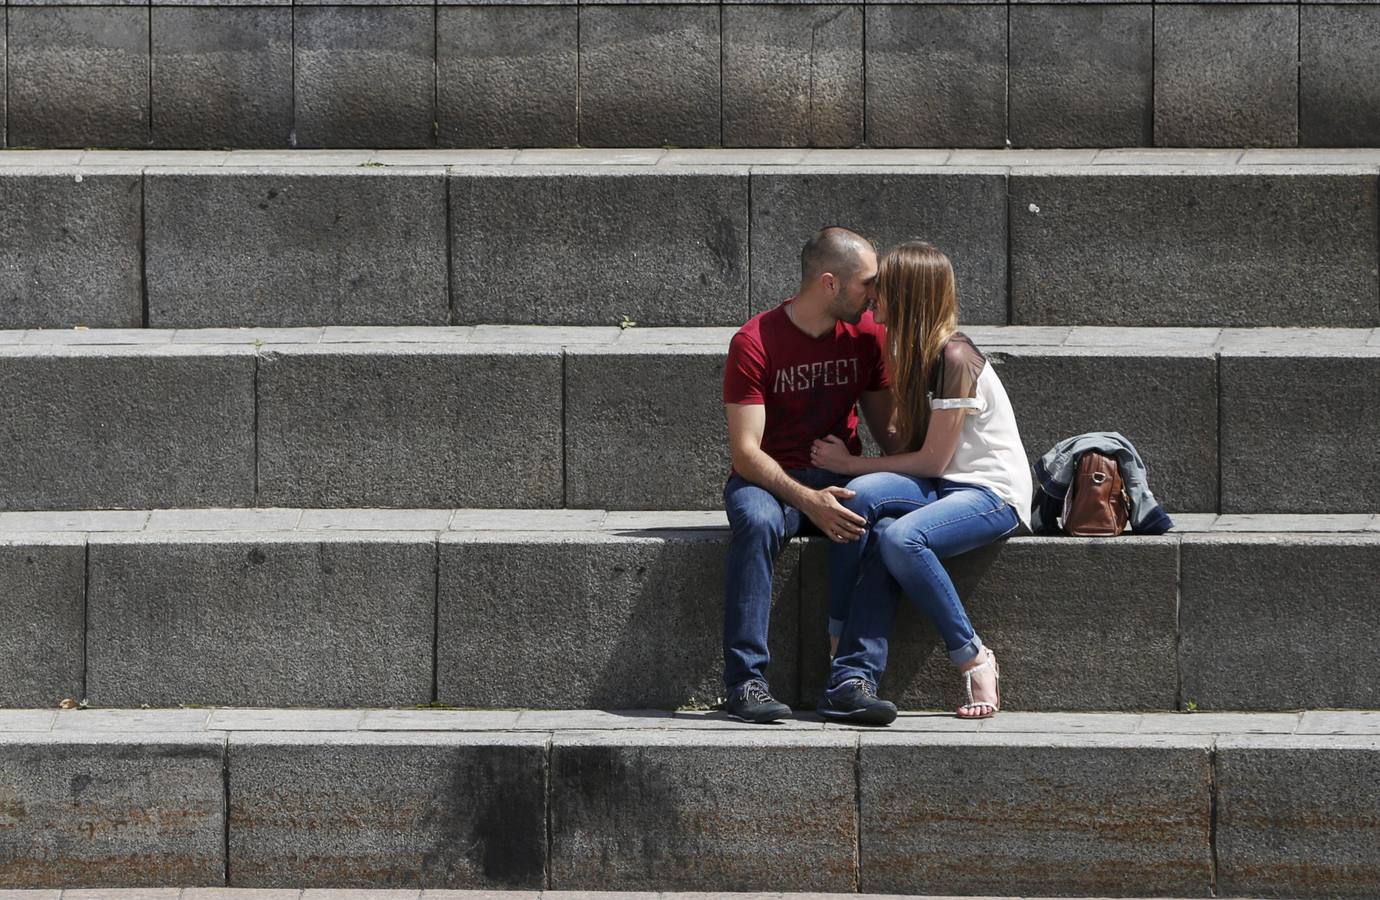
[1031,431,1173,535]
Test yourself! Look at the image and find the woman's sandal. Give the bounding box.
[957,650,1000,719]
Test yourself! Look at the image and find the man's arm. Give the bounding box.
[726,403,865,542]
[858,389,904,455]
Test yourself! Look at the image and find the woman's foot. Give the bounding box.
[956,648,1000,719]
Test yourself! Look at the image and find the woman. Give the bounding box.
[810,241,1032,723]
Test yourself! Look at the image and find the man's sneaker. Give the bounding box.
[725,679,792,723]
[816,677,898,726]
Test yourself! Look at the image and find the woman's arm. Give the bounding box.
[811,408,967,478]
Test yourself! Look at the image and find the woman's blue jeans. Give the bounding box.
[827,472,1019,689]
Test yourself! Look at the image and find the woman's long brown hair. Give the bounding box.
[878,241,959,452]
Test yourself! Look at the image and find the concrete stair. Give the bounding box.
[2,710,1378,896]
[2,509,1376,713]
[1,326,1376,514]
[2,150,1379,330]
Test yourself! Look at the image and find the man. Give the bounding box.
[720,226,897,722]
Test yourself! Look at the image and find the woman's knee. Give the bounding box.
[843,472,918,520]
[878,519,929,567]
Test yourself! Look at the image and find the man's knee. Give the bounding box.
[727,489,787,543]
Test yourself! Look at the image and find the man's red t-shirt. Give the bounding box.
[723,299,889,472]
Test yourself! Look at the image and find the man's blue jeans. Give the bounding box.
[723,468,851,692]
[828,472,1020,689]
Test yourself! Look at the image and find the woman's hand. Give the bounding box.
[810,435,858,475]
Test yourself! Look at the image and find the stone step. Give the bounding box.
[1,710,1377,896]
[2,510,1376,712]
[2,155,1378,330]
[1,326,1376,514]
[1,3,1375,150]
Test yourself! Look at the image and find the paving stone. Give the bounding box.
[748,169,1007,323]
[468,325,619,346]
[1061,325,1221,349]
[451,168,748,326]
[222,150,374,166]
[1211,513,1375,532]
[229,732,547,888]
[512,149,666,165]
[21,328,169,346]
[0,538,84,707]
[206,709,364,731]
[859,732,1213,895]
[1180,534,1380,709]
[0,710,57,732]
[1009,5,1152,148]
[665,710,826,730]
[565,346,729,510]
[302,892,417,900]
[7,8,149,148]
[296,508,452,531]
[0,510,149,532]
[579,6,720,147]
[1093,148,1244,165]
[438,532,801,708]
[447,509,608,531]
[1297,711,1380,734]
[172,327,324,345]
[294,7,435,148]
[800,537,1180,711]
[151,7,291,149]
[145,170,448,327]
[722,6,863,148]
[319,325,472,344]
[51,709,211,734]
[600,511,729,531]
[63,891,181,900]
[1137,712,1300,734]
[801,148,953,165]
[950,149,1100,165]
[1221,352,1380,512]
[0,733,225,887]
[369,149,520,165]
[438,6,577,147]
[359,710,523,731]
[663,149,810,166]
[1010,172,1380,327]
[1216,325,1374,352]
[0,346,256,509]
[257,344,563,508]
[979,711,1144,733]
[1154,5,1298,147]
[995,347,1218,513]
[1169,513,1218,532]
[86,532,436,707]
[145,508,302,531]
[864,6,1006,147]
[0,173,142,329]
[1216,734,1380,897]
[550,731,857,890]
[184,891,301,900]
[513,710,674,729]
[1242,147,1380,164]
[1301,6,1380,146]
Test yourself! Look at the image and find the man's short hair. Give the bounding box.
[800,226,870,286]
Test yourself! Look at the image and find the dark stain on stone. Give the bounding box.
[247,548,267,566]
[70,773,93,797]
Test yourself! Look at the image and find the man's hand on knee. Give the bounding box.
[803,486,866,543]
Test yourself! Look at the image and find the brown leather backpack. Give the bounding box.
[1061,451,1130,536]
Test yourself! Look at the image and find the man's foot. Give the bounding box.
[816,677,897,726]
[725,679,792,723]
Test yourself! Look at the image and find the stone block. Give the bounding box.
[1301,7,1380,146]
[578,6,721,147]
[0,734,225,887]
[86,532,436,707]
[437,6,577,147]
[864,5,1006,147]
[256,344,563,508]
[145,170,448,327]
[1009,5,1152,147]
[800,536,1180,710]
[450,168,748,326]
[1154,5,1298,147]
[565,346,728,510]
[1217,734,1380,897]
[0,346,256,509]
[748,169,1007,324]
[229,732,547,888]
[1009,172,1380,327]
[992,347,1218,513]
[550,732,857,890]
[294,6,435,148]
[722,6,863,148]
[859,732,1214,895]
[0,537,84,707]
[1180,535,1380,709]
[7,8,149,148]
[437,531,801,708]
[1221,352,1380,513]
[151,7,293,149]
[0,172,143,329]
